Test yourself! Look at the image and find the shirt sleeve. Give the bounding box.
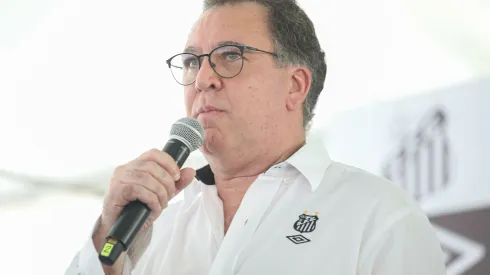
[64,197,185,275]
[358,208,447,275]
[64,216,152,275]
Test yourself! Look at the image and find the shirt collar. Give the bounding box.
[195,135,332,191]
[285,135,332,191]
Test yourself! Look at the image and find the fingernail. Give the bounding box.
[174,173,180,181]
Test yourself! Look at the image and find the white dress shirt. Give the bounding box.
[66,137,446,275]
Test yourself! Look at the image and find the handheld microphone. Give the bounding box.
[98,117,204,266]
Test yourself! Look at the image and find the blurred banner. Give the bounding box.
[324,78,490,275]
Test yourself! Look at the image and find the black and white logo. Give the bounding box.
[286,211,319,244]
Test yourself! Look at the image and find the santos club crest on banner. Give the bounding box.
[323,78,490,275]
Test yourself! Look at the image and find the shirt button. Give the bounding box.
[244,219,248,225]
[284,177,291,184]
[274,163,284,169]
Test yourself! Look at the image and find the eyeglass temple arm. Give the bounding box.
[243,46,278,57]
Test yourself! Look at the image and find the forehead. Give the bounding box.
[185,2,272,53]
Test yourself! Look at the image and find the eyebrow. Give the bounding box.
[183,40,246,54]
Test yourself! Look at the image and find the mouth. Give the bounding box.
[197,110,225,119]
[195,106,225,118]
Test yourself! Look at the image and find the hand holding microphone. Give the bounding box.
[94,118,204,267]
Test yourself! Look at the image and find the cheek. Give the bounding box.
[235,85,270,118]
[245,81,282,109]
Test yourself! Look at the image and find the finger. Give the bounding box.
[122,170,169,210]
[140,149,181,181]
[131,160,177,199]
[119,183,163,225]
[175,167,196,194]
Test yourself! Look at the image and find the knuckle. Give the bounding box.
[130,170,149,182]
[144,149,161,161]
[141,160,160,174]
[147,197,161,212]
[153,179,164,193]
[143,150,179,175]
[153,202,163,214]
[121,184,134,201]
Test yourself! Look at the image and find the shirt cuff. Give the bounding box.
[66,216,127,275]
[77,233,106,275]
[78,215,152,274]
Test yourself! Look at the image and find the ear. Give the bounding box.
[286,66,312,111]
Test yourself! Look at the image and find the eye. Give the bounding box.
[223,51,242,62]
[214,46,243,62]
[182,56,199,69]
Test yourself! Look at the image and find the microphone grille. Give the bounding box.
[170,117,204,151]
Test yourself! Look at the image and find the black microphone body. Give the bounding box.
[98,138,192,266]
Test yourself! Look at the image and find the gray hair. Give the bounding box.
[203,0,327,130]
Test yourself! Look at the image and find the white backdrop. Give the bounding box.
[0,0,489,274]
[1,0,486,184]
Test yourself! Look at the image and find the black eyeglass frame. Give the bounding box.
[166,44,278,86]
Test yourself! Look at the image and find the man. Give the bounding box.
[66,0,446,274]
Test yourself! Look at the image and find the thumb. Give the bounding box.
[175,167,196,194]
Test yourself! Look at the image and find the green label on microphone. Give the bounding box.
[101,243,114,257]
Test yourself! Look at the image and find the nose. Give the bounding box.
[194,55,222,92]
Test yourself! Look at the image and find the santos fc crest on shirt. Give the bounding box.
[286,210,319,244]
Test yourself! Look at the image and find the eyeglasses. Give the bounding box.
[166,44,278,86]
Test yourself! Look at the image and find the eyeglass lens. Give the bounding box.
[169,46,244,85]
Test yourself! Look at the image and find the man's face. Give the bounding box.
[184,3,294,156]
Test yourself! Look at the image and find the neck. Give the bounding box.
[211,133,305,182]
[208,129,305,202]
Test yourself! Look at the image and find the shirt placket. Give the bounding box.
[230,164,287,274]
[202,185,225,249]
[208,164,286,275]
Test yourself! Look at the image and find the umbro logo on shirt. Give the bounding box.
[286,210,319,244]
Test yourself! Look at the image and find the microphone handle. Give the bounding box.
[98,139,191,266]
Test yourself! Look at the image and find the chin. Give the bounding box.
[201,128,224,155]
[200,130,218,155]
